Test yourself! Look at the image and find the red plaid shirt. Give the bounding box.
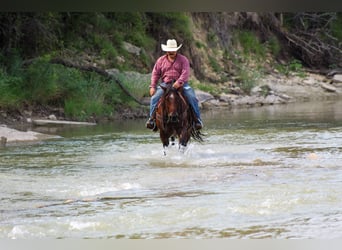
[150,53,190,88]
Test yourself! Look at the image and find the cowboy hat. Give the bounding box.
[161,39,182,52]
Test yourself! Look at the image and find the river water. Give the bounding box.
[1,100,341,239]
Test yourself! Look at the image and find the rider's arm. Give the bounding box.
[150,57,163,89]
[174,55,190,88]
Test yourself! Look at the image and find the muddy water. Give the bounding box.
[0,100,341,238]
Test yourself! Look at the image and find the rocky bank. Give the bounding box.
[196,73,342,109]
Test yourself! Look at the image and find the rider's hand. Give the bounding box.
[149,87,156,96]
[172,81,182,89]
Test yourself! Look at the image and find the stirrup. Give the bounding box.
[152,123,158,132]
[146,118,155,129]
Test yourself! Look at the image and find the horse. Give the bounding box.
[154,83,203,154]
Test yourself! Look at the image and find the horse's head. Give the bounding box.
[164,87,180,124]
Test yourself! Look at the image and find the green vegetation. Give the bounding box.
[0,12,156,119]
[275,59,306,78]
[267,35,281,57]
[0,56,139,120]
[228,30,267,94]
[146,12,192,42]
[0,70,23,108]
[208,56,221,73]
[236,66,263,94]
[331,13,342,41]
[195,82,217,95]
[236,30,267,60]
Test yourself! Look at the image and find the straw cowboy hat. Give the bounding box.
[161,39,182,52]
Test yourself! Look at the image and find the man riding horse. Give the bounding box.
[146,39,203,130]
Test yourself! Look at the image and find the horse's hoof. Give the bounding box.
[179,145,186,154]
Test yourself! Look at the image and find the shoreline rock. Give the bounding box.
[0,125,60,146]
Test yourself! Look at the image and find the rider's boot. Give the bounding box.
[146,117,155,129]
[195,117,203,130]
[146,111,157,130]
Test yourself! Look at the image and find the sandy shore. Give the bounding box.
[0,125,59,146]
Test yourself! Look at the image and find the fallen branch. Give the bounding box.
[263,13,341,68]
[32,119,96,126]
[306,68,342,77]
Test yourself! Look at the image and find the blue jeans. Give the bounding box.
[149,82,201,120]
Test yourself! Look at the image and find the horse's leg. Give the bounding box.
[163,140,169,156]
[179,144,186,154]
[178,137,186,153]
[171,136,175,146]
[160,131,170,155]
[180,128,191,147]
[179,138,187,148]
[160,136,170,148]
[178,128,191,153]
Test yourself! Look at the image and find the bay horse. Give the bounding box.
[155,83,203,154]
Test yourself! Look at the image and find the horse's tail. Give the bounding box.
[189,107,204,142]
[191,127,204,142]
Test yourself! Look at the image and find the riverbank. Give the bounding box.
[1,72,341,145]
[197,72,342,109]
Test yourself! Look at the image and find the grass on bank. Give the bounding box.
[0,57,149,120]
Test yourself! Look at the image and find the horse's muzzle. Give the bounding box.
[167,113,179,123]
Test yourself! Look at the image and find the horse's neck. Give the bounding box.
[161,89,188,114]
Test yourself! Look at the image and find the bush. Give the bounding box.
[267,35,281,57]
[23,59,60,104]
[0,69,24,108]
[63,73,112,120]
[275,59,306,77]
[208,56,221,73]
[146,12,192,42]
[237,30,266,60]
[194,82,217,95]
[236,65,262,94]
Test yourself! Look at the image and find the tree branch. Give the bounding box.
[50,58,148,106]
